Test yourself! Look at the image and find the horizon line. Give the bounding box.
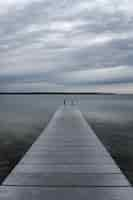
[0,92,132,95]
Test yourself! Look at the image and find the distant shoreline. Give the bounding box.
[0,92,132,95]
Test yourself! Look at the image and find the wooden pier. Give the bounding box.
[0,106,133,199]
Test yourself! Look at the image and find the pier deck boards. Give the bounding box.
[0,106,132,199]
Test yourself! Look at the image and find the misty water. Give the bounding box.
[0,94,133,184]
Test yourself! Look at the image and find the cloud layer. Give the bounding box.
[0,0,133,93]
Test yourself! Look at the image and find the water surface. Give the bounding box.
[0,94,133,184]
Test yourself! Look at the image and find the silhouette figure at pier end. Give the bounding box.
[64,98,76,106]
[64,99,66,106]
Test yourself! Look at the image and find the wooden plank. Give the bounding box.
[0,187,133,200]
[3,173,130,187]
[11,163,121,173]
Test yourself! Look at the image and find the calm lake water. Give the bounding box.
[0,94,133,184]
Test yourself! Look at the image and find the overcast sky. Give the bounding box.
[0,0,133,93]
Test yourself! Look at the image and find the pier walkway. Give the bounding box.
[0,106,133,199]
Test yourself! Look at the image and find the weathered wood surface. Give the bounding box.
[0,106,132,199]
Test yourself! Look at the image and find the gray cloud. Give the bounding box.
[0,0,133,93]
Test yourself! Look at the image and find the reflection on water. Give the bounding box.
[0,94,133,184]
